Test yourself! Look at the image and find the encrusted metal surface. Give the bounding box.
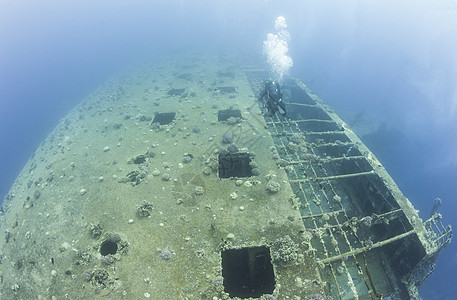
[246,69,452,299]
[0,55,450,300]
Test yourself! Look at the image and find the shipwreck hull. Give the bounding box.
[0,53,451,299]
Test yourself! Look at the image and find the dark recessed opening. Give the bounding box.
[100,241,118,256]
[153,112,176,125]
[218,152,253,178]
[218,109,242,122]
[222,246,275,298]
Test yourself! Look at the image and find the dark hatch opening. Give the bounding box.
[152,112,176,125]
[221,246,276,298]
[218,109,242,122]
[100,241,118,256]
[218,152,253,178]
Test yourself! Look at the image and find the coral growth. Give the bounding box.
[160,248,173,260]
[222,133,233,144]
[271,235,299,263]
[266,180,281,193]
[136,200,153,218]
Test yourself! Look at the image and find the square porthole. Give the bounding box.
[218,109,242,122]
[218,152,253,178]
[221,246,275,298]
[152,112,176,125]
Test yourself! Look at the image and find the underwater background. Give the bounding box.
[1,0,456,299]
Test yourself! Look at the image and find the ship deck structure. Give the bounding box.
[0,53,451,299]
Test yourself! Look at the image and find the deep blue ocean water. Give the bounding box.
[1,1,456,298]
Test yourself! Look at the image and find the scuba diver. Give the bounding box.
[258,79,287,117]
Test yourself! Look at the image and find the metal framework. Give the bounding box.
[246,70,452,299]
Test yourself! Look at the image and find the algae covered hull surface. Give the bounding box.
[0,53,451,300]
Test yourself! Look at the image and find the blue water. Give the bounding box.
[1,1,456,298]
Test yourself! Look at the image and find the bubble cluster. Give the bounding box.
[263,16,293,81]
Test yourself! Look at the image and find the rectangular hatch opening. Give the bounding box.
[152,112,176,125]
[218,152,253,178]
[221,246,276,298]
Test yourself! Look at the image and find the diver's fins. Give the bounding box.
[278,102,287,116]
